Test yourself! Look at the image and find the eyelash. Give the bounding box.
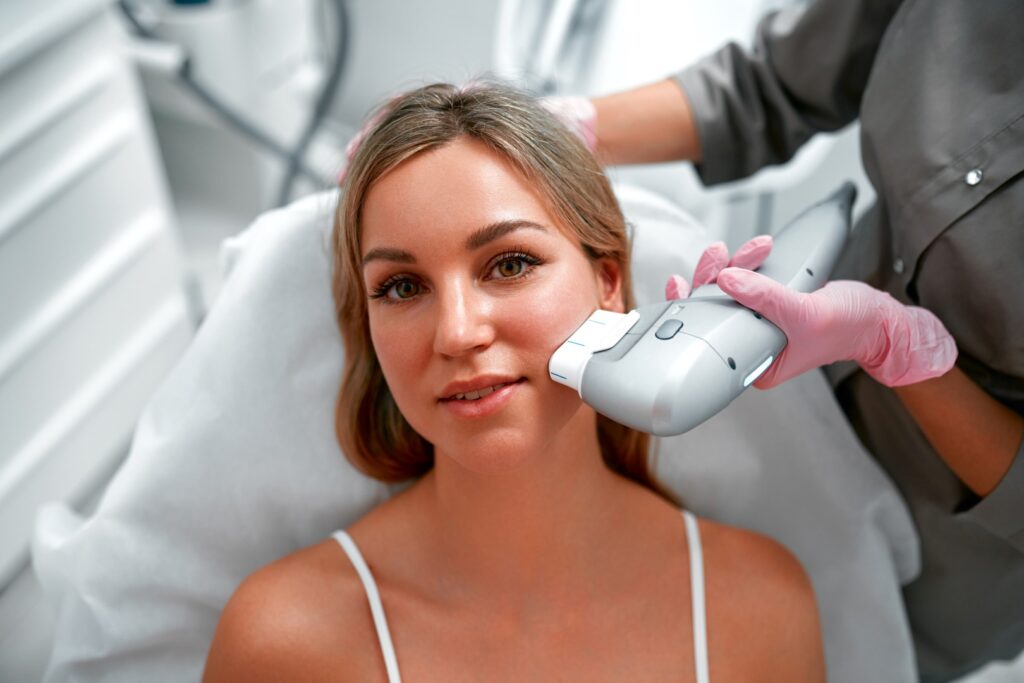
[368,248,543,304]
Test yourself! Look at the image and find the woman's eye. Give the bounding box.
[490,251,540,280]
[370,277,421,302]
[392,280,419,299]
[494,258,526,278]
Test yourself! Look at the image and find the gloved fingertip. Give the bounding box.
[718,268,778,314]
[695,241,727,264]
[749,237,773,268]
[693,242,729,287]
[541,96,599,152]
[665,274,690,300]
[579,121,598,153]
[716,267,748,293]
[729,235,773,271]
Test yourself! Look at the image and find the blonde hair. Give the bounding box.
[331,82,678,506]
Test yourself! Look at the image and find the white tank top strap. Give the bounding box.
[333,531,403,683]
[683,510,710,683]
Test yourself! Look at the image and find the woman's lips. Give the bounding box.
[439,378,526,419]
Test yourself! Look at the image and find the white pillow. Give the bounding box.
[33,186,920,682]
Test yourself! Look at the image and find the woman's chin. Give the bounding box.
[436,431,546,476]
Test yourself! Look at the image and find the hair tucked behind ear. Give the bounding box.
[330,81,679,506]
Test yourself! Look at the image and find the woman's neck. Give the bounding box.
[406,407,651,613]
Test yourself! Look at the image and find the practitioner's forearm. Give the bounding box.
[591,79,702,166]
[894,366,1024,497]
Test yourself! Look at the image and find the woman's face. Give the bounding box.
[360,136,623,473]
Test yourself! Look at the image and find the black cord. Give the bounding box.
[117,1,342,197]
[276,0,349,206]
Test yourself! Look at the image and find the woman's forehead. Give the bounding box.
[359,137,573,252]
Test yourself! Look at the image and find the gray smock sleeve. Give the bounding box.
[674,0,902,185]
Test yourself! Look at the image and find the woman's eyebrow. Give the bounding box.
[361,220,548,267]
[465,219,548,250]
[361,246,415,267]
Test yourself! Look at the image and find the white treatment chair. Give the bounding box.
[32,186,921,682]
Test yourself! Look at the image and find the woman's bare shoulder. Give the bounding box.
[697,517,826,682]
[202,539,379,683]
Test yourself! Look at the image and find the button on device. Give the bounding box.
[965,168,983,186]
[893,257,905,274]
[655,318,684,340]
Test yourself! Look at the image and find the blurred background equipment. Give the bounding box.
[117,0,347,307]
[115,0,876,313]
[0,0,194,677]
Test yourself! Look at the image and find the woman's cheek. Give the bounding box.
[517,277,599,357]
[369,315,419,397]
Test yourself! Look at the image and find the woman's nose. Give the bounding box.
[432,281,496,357]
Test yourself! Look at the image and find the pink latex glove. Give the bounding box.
[539,95,598,152]
[665,239,958,389]
[664,236,774,299]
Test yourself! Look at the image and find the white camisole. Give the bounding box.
[333,509,710,683]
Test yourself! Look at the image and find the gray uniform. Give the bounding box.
[674,1,1024,680]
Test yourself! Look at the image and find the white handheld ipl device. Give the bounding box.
[548,182,856,436]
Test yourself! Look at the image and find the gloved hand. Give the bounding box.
[539,95,598,152]
[664,236,773,299]
[665,239,958,389]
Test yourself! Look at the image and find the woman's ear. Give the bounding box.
[594,257,625,313]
